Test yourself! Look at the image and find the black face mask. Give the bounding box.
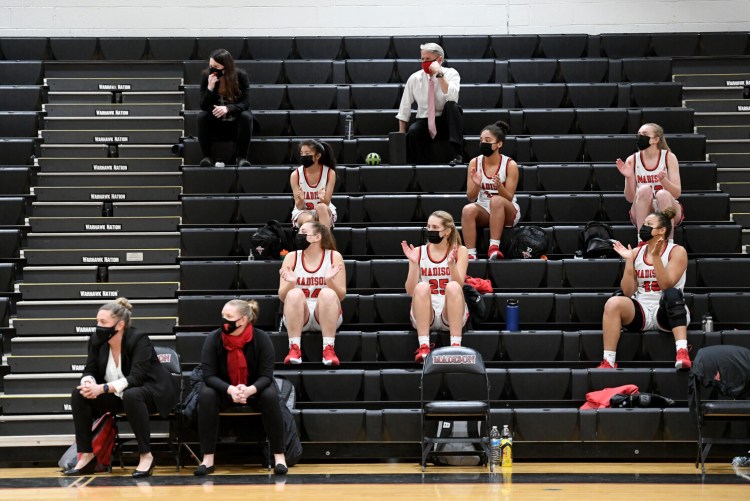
[209,67,224,78]
[426,230,444,244]
[300,155,315,168]
[639,225,655,242]
[221,317,238,335]
[295,233,312,251]
[96,325,117,343]
[636,134,652,150]
[479,142,496,157]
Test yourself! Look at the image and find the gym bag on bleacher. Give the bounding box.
[250,220,290,260]
[506,226,548,259]
[579,221,618,258]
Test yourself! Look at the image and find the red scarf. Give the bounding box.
[221,323,253,386]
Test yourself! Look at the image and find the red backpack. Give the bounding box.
[86,412,118,472]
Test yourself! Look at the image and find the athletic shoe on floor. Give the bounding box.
[596,359,618,369]
[675,348,692,370]
[322,344,340,366]
[414,343,431,363]
[284,344,302,365]
[488,244,504,260]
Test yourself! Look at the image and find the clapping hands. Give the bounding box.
[401,241,419,263]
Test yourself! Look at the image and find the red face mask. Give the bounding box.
[421,61,435,74]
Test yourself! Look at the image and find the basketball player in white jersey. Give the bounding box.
[402,210,470,363]
[279,221,345,366]
[461,121,521,260]
[598,208,691,370]
[616,123,682,239]
[290,140,337,229]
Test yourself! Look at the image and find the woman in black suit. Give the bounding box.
[198,48,253,167]
[195,299,287,475]
[64,298,178,478]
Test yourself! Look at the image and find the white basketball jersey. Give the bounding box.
[418,244,453,304]
[475,154,517,210]
[633,241,685,308]
[296,165,332,211]
[292,249,333,300]
[634,149,669,193]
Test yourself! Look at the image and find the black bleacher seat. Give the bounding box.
[346,60,395,84]
[236,61,284,84]
[650,33,700,57]
[508,369,570,400]
[531,136,584,163]
[597,408,662,441]
[343,36,392,59]
[183,86,201,110]
[98,37,147,60]
[358,165,414,192]
[356,138,389,164]
[249,138,291,164]
[641,108,693,134]
[0,297,8,327]
[148,37,196,60]
[459,84,502,109]
[286,84,337,109]
[395,60,422,83]
[181,228,238,258]
[419,194,466,223]
[700,32,748,56]
[0,197,25,226]
[247,85,286,110]
[514,84,567,108]
[367,227,422,257]
[0,263,13,293]
[490,35,538,59]
[463,109,511,136]
[488,260,546,289]
[238,260,287,291]
[545,193,600,222]
[289,110,340,136]
[563,259,621,288]
[664,134,706,162]
[196,37,246,59]
[0,229,21,258]
[445,59,495,84]
[414,165,466,193]
[506,59,558,83]
[441,36,490,59]
[0,86,42,111]
[0,139,34,165]
[254,110,290,135]
[536,164,592,191]
[558,58,608,83]
[284,60,332,84]
[353,110,396,136]
[49,38,97,60]
[683,225,742,254]
[696,258,750,288]
[539,35,588,58]
[599,34,651,58]
[515,408,579,441]
[585,135,637,162]
[576,108,628,134]
[246,37,294,60]
[366,260,409,289]
[0,112,38,137]
[580,329,641,362]
[182,196,238,224]
[592,163,625,191]
[183,61,208,85]
[391,36,441,59]
[0,61,43,85]
[622,57,672,82]
[0,169,30,195]
[181,261,239,291]
[362,195,418,223]
[600,193,632,223]
[238,166,291,194]
[681,163,717,191]
[495,292,555,324]
[238,196,293,225]
[630,82,682,107]
[373,293,411,325]
[295,37,342,60]
[524,109,575,134]
[567,83,618,108]
[350,84,401,109]
[0,38,48,60]
[707,292,750,325]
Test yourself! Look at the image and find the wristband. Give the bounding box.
[102,384,109,394]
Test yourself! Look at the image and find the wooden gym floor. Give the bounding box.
[0,462,748,500]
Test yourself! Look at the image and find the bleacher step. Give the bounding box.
[706,139,750,154]
[0,415,73,437]
[15,298,178,319]
[0,396,72,414]
[18,281,179,300]
[122,91,185,104]
[118,144,177,157]
[11,316,176,335]
[32,185,182,202]
[36,172,182,187]
[681,87,746,100]
[673,73,750,87]
[684,99,750,113]
[719,182,750,197]
[10,335,175,356]
[4,373,82,395]
[45,77,183,92]
[693,112,750,127]
[46,91,113,104]
[695,125,750,140]
[8,354,87,374]
[731,213,750,226]
[22,265,180,283]
[40,144,108,157]
[40,129,182,145]
[38,157,183,173]
[28,215,180,232]
[25,231,180,250]
[43,102,184,118]
[44,116,184,131]
[21,248,180,266]
[708,152,750,167]
[31,201,182,218]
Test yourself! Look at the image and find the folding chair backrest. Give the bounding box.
[155,346,181,375]
[423,346,486,377]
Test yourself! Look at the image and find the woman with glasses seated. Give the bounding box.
[402,210,469,363]
[461,121,520,260]
[616,122,683,240]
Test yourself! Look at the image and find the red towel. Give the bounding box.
[465,276,493,293]
[580,384,639,410]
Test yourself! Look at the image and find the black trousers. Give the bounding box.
[197,110,254,160]
[405,101,463,164]
[71,386,158,454]
[197,383,285,456]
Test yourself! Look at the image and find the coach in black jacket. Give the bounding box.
[195,299,287,475]
[64,298,177,478]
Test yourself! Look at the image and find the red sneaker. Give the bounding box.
[284,344,302,365]
[468,254,477,261]
[675,348,692,370]
[596,359,618,369]
[488,245,504,260]
[414,343,431,363]
[322,344,340,367]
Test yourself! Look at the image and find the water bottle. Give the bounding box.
[489,425,501,467]
[574,250,583,260]
[506,299,519,332]
[500,425,513,467]
[702,314,714,333]
[344,113,354,140]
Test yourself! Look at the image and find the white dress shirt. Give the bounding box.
[396,66,461,123]
[80,349,129,398]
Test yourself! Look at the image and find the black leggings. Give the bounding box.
[71,386,158,454]
[197,110,254,159]
[197,383,285,456]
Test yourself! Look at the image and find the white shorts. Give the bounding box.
[410,296,469,332]
[291,203,337,228]
[636,300,691,332]
[284,298,343,332]
[475,200,521,227]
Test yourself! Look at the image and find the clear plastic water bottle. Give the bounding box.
[702,314,714,333]
[489,425,501,468]
[345,113,354,140]
[501,424,513,466]
[506,299,519,332]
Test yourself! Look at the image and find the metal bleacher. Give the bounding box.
[0,33,749,462]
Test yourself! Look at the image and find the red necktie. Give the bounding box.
[427,77,437,139]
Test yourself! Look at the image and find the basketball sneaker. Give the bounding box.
[322,344,340,367]
[467,254,477,260]
[284,344,302,365]
[596,359,618,369]
[675,348,692,370]
[488,244,504,260]
[414,343,431,363]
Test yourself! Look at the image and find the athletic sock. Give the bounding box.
[468,248,477,257]
[418,336,429,347]
[675,339,688,352]
[450,336,462,346]
[322,337,335,348]
[489,239,500,247]
[603,350,617,366]
[289,337,301,348]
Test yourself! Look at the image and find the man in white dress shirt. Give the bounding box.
[396,42,464,165]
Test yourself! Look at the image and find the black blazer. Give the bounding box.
[199,69,251,115]
[82,327,178,418]
[201,327,275,396]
